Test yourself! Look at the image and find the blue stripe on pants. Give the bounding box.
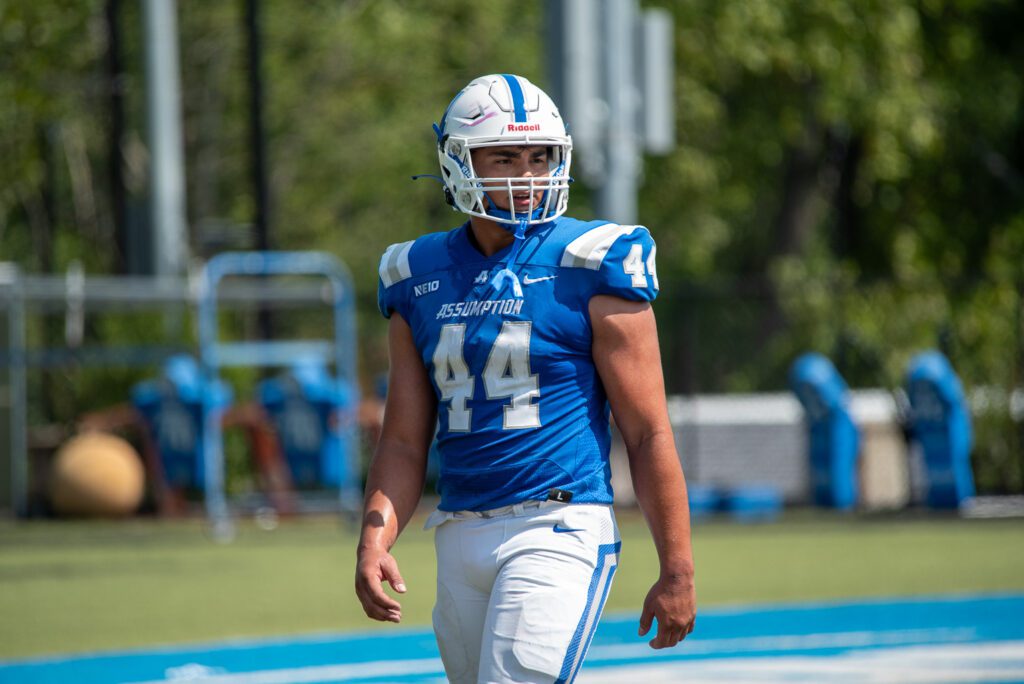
[557,541,621,683]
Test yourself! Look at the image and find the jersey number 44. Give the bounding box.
[433,321,540,432]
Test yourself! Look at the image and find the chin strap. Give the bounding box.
[490,219,529,298]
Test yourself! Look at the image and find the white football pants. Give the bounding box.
[425,501,620,684]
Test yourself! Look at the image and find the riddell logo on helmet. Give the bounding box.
[507,123,541,132]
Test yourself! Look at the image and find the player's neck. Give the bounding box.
[468,216,515,257]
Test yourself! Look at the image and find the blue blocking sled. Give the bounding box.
[789,352,860,510]
[904,350,975,508]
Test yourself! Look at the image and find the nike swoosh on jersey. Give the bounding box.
[522,274,558,285]
[552,523,585,533]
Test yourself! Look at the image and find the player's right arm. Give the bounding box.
[355,313,436,623]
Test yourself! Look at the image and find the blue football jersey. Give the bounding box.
[377,216,659,511]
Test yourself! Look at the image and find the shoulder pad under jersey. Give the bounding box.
[378,240,416,288]
[560,222,659,301]
[377,232,451,318]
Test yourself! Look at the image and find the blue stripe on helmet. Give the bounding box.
[500,74,528,122]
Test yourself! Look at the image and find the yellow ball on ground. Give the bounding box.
[50,432,145,517]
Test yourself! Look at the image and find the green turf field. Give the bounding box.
[1,509,1022,659]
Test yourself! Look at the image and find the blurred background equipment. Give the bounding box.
[720,484,784,522]
[197,251,360,536]
[674,350,980,516]
[257,358,353,490]
[132,354,233,493]
[904,350,975,508]
[131,353,233,514]
[49,431,145,517]
[671,393,805,506]
[0,250,360,528]
[789,352,861,510]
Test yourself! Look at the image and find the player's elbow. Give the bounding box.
[622,425,676,459]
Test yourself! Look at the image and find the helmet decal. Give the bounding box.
[454,103,498,128]
[499,73,528,123]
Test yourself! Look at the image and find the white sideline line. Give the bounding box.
[578,641,1024,684]
[587,627,977,661]
[125,656,445,684]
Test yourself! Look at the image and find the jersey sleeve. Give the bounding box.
[377,240,415,319]
[559,223,660,302]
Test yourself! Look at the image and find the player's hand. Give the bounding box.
[355,546,407,623]
[638,571,696,649]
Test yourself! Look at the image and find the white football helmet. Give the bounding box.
[434,74,573,226]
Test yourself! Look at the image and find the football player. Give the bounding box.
[355,74,696,683]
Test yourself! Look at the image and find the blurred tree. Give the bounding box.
[175,0,546,368]
[0,0,113,273]
[638,0,1023,392]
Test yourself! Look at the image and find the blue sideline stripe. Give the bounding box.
[2,594,1022,683]
[500,74,528,122]
[0,629,443,684]
[589,592,1024,667]
[557,541,621,683]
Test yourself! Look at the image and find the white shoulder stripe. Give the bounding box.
[560,223,642,270]
[378,240,415,287]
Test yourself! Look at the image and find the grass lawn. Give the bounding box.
[1,508,1022,659]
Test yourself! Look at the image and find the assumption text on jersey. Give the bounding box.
[436,299,525,320]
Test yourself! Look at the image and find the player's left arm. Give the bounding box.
[590,294,696,649]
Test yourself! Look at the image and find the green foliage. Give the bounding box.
[0,0,112,271]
